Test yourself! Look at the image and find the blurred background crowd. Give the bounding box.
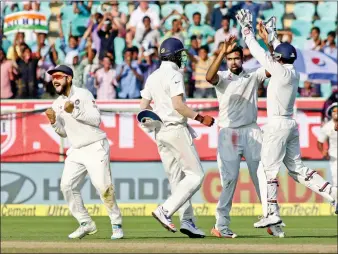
[0,0,337,101]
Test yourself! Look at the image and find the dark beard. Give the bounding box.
[55,84,67,95]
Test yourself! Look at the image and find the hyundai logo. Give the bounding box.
[1,171,37,204]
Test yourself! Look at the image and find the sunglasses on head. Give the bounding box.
[52,74,68,80]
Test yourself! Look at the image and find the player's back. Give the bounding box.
[143,61,187,126]
[267,64,299,118]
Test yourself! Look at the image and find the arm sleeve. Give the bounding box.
[78,37,87,52]
[169,73,185,98]
[317,125,329,143]
[243,30,286,77]
[52,116,67,138]
[255,67,268,84]
[60,37,67,51]
[214,71,227,88]
[140,81,152,100]
[71,90,101,127]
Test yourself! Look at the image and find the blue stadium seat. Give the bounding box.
[114,37,126,65]
[320,82,333,98]
[290,20,312,37]
[71,16,90,37]
[317,2,338,21]
[118,4,129,16]
[40,3,52,20]
[184,2,207,24]
[149,3,160,17]
[262,2,284,30]
[161,3,183,17]
[293,2,315,21]
[313,20,336,38]
[61,4,75,22]
[292,36,307,50]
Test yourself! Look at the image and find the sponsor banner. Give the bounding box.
[0,99,326,162]
[3,11,48,35]
[1,162,333,205]
[1,203,336,217]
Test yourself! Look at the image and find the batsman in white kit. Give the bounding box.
[317,103,338,187]
[139,37,215,238]
[236,9,338,229]
[205,36,284,238]
[44,65,123,240]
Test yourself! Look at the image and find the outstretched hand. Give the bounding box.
[221,35,237,56]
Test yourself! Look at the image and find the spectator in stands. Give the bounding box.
[188,12,215,46]
[322,31,337,60]
[134,16,160,48]
[162,13,188,43]
[192,45,216,98]
[116,48,143,99]
[89,13,103,53]
[83,39,100,97]
[96,12,119,61]
[56,14,92,59]
[128,1,160,34]
[6,32,25,60]
[73,0,93,16]
[211,1,233,30]
[32,33,56,69]
[186,35,199,98]
[131,46,140,62]
[241,1,260,32]
[22,1,32,11]
[109,1,127,26]
[95,55,118,100]
[13,34,41,99]
[304,27,322,51]
[138,46,160,86]
[214,15,238,52]
[0,48,14,99]
[298,81,321,98]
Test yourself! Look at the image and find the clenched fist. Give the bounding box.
[45,108,56,124]
[64,101,74,113]
[195,114,215,127]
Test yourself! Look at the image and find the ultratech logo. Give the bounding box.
[1,171,37,204]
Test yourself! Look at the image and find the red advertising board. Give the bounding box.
[0,99,325,162]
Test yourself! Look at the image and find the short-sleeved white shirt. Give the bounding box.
[140,61,187,126]
[128,6,160,29]
[215,67,266,128]
[318,120,338,158]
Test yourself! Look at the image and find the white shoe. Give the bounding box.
[68,221,97,239]
[152,206,177,233]
[111,224,123,240]
[211,226,238,238]
[267,223,285,238]
[254,214,282,228]
[180,220,205,238]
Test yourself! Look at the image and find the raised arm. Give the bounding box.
[206,35,236,85]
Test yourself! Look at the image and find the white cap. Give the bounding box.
[326,102,338,118]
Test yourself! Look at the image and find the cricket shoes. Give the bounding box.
[152,206,177,233]
[211,226,238,238]
[254,214,282,228]
[68,221,97,239]
[180,219,205,238]
[111,224,124,240]
[267,222,286,238]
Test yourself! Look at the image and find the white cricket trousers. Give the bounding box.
[329,157,337,187]
[156,125,204,220]
[216,123,262,230]
[260,117,335,215]
[61,138,122,225]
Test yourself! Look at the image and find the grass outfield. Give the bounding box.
[1,216,337,253]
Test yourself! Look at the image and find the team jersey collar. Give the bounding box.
[160,61,179,71]
[227,69,245,79]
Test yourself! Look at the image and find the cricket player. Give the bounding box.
[139,37,215,238]
[317,103,338,187]
[205,36,284,238]
[236,9,338,228]
[44,65,123,239]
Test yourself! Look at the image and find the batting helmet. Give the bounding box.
[160,37,185,58]
[273,42,297,63]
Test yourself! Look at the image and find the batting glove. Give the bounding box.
[264,16,278,46]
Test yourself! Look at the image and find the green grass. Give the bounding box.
[1,216,337,253]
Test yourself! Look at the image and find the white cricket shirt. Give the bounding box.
[244,32,300,119]
[215,68,266,128]
[51,86,106,149]
[140,61,187,127]
[318,120,338,159]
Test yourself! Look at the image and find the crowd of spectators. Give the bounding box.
[0,0,337,101]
